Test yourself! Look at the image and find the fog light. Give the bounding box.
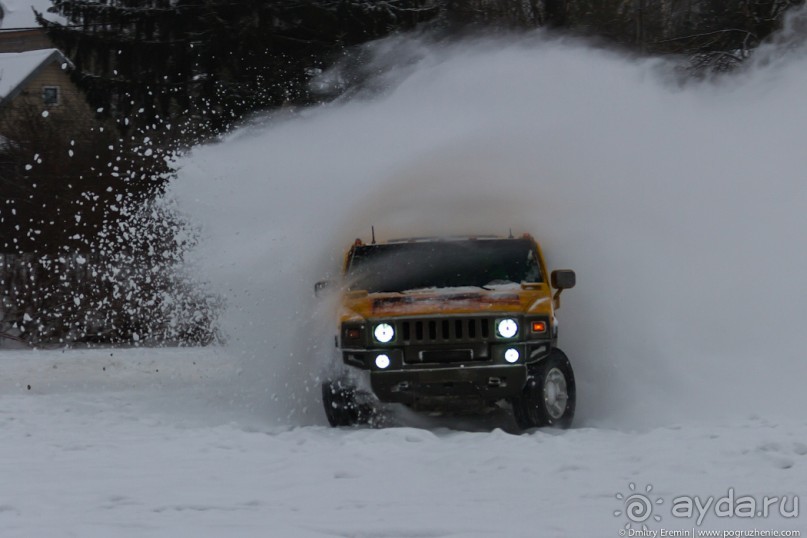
[504,348,520,363]
[375,354,391,369]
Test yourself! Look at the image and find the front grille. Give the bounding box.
[397,317,492,344]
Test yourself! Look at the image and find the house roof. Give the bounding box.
[0,47,69,104]
[0,0,65,30]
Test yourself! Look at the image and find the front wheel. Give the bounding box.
[321,379,376,427]
[512,349,576,430]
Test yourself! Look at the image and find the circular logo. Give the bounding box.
[624,492,653,522]
[614,483,663,530]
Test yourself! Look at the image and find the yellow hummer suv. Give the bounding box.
[318,234,576,431]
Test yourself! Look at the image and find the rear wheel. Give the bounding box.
[321,379,376,427]
[512,349,576,430]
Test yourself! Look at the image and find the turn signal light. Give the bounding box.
[346,328,362,340]
[531,321,547,333]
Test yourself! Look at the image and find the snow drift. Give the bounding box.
[170,10,807,428]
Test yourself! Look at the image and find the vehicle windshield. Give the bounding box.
[346,238,542,293]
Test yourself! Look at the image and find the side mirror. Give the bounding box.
[551,270,576,290]
[314,280,334,297]
[550,270,575,310]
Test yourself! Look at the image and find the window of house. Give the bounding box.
[42,86,60,106]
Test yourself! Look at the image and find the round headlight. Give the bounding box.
[504,348,520,363]
[374,323,395,343]
[496,318,518,338]
[375,354,391,369]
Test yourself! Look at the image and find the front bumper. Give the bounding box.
[371,363,528,403]
[341,341,551,404]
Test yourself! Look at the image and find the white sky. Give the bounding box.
[0,0,63,29]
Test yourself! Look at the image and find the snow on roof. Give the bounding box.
[0,0,64,30]
[0,47,65,101]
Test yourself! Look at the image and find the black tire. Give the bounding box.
[321,379,376,427]
[512,349,576,430]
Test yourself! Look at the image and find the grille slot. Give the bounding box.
[399,317,493,344]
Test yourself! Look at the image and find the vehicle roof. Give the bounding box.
[383,235,514,244]
[349,234,538,250]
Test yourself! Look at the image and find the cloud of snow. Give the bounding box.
[170,9,807,429]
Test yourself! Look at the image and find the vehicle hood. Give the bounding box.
[339,285,552,321]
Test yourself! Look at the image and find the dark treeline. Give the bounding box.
[447,0,804,71]
[36,0,805,143]
[37,1,439,140]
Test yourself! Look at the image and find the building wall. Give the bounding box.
[0,29,52,53]
[0,59,93,130]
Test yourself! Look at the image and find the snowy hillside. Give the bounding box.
[4,6,807,538]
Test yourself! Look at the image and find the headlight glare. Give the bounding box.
[496,318,519,338]
[504,348,520,363]
[373,323,395,343]
[375,354,391,369]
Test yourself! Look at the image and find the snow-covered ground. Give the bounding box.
[1,347,804,537]
[5,6,807,538]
